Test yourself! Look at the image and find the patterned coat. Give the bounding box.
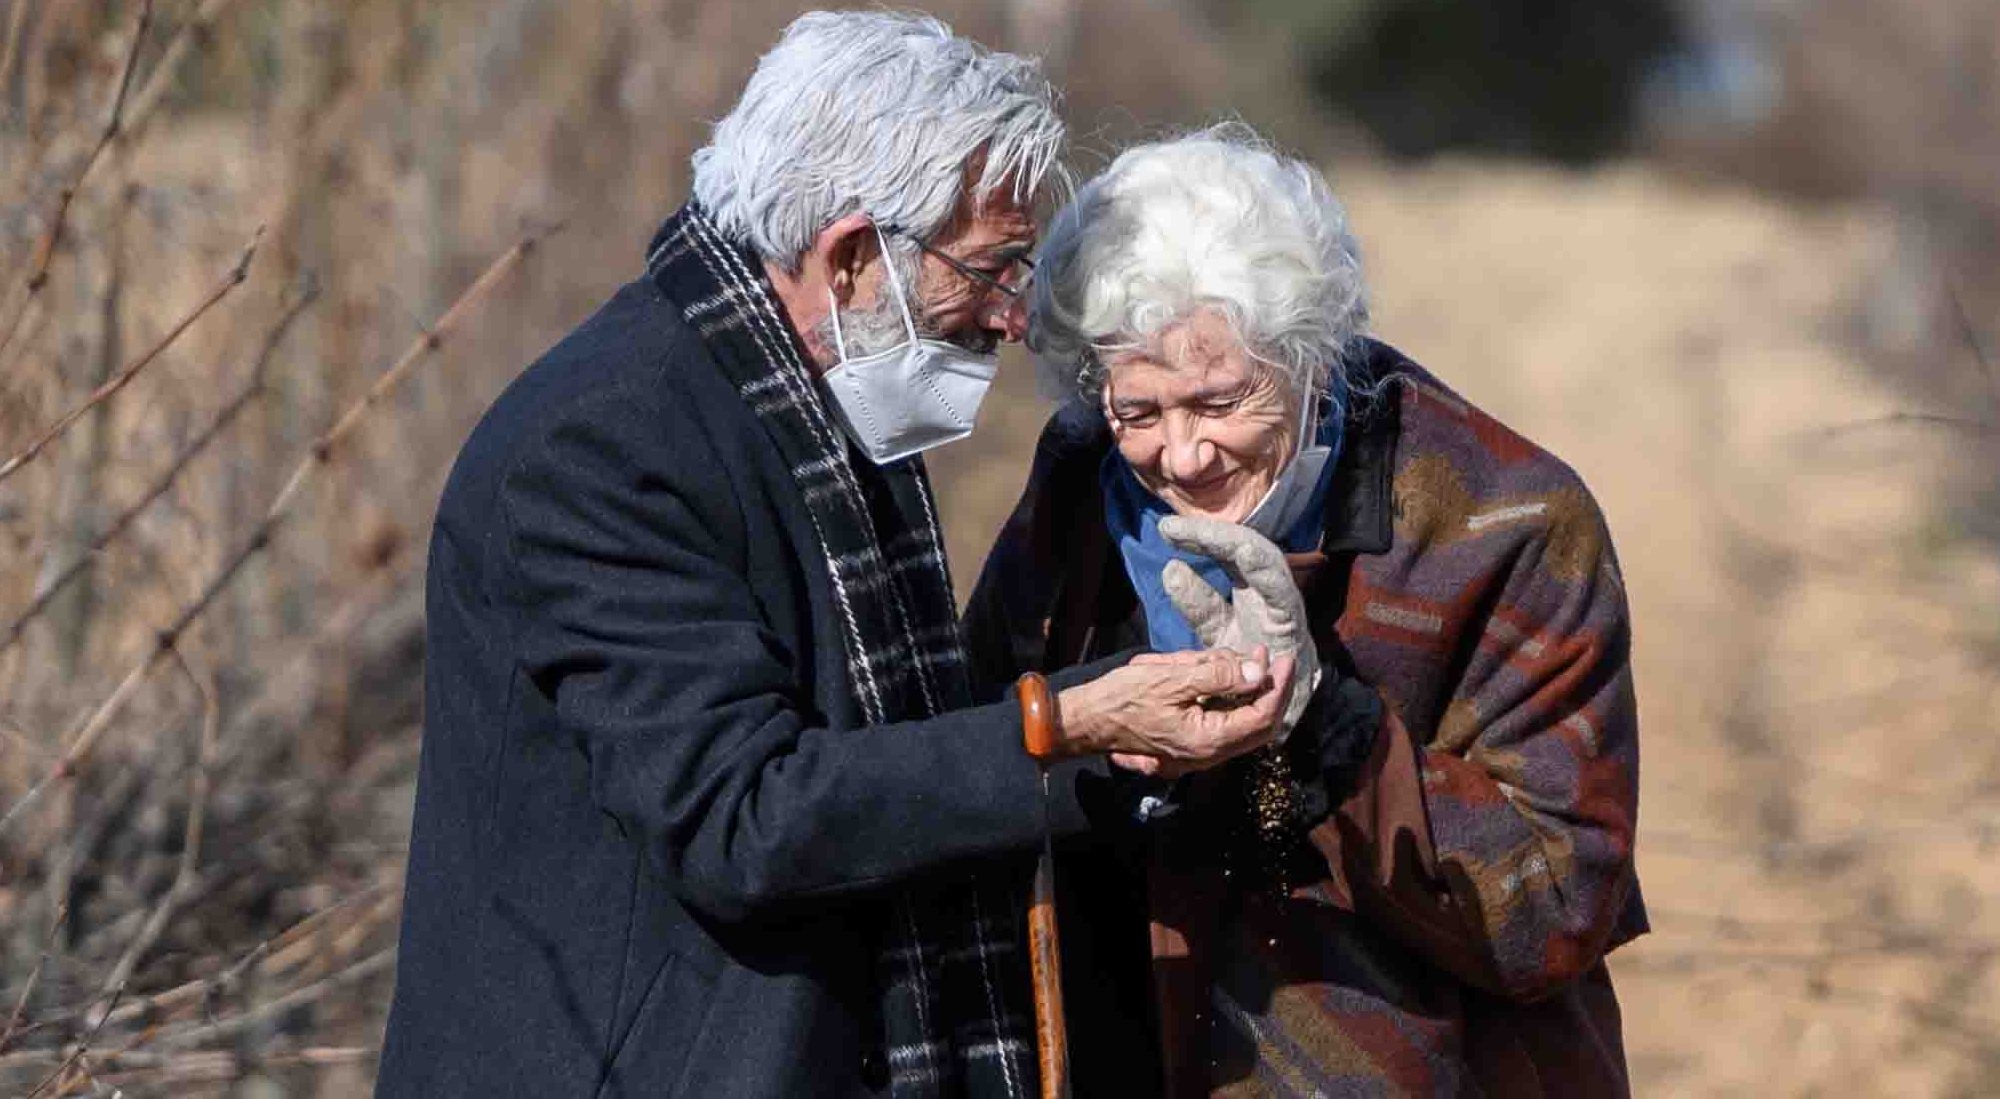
[962,340,1648,1096]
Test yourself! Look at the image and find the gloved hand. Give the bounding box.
[1157,514,1321,741]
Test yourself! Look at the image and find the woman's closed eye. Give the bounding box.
[1112,397,1246,429]
[1191,392,1249,417]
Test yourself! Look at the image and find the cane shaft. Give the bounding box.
[1028,850,1069,1099]
[1017,673,1071,1099]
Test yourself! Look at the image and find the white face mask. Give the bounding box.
[818,229,998,465]
[1240,385,1333,542]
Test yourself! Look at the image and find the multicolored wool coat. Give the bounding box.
[963,340,1648,1096]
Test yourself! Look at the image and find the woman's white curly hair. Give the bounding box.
[1027,124,1369,403]
[691,11,1066,271]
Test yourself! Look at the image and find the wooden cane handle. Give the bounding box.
[1018,672,1062,762]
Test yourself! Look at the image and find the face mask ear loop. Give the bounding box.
[1262,375,1316,489]
[872,225,921,344]
[825,287,851,361]
[1296,380,1319,460]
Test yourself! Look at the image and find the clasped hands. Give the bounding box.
[1053,516,1320,778]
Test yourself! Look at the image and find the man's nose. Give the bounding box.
[986,294,1028,343]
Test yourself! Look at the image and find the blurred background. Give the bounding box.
[0,0,1996,1093]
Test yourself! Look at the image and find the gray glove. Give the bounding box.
[1158,514,1321,741]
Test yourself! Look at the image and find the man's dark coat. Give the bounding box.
[376,274,1114,1097]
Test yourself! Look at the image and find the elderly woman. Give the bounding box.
[964,128,1647,1096]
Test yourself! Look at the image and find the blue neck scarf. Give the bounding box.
[1102,393,1344,653]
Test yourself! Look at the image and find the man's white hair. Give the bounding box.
[1028,124,1369,403]
[691,11,1065,270]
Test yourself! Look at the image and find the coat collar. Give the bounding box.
[1317,338,1404,556]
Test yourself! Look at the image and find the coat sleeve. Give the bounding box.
[497,380,1090,924]
[1309,490,1641,1002]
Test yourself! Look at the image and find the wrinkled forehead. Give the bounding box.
[962,193,1040,247]
[1101,311,1265,403]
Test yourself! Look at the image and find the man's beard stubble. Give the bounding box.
[814,293,913,360]
[813,251,1000,361]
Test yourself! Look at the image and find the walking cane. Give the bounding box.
[1017,672,1070,1099]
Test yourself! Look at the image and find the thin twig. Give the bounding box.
[0,903,69,1056]
[1802,410,1997,443]
[91,649,220,1012]
[120,0,252,145]
[1943,271,1999,421]
[69,1049,109,1097]
[85,1045,373,1088]
[0,0,32,129]
[0,710,54,765]
[19,851,398,1039]
[22,982,122,1099]
[0,226,556,841]
[0,285,316,654]
[261,222,563,522]
[0,0,156,364]
[0,228,262,486]
[0,639,158,838]
[132,948,393,1054]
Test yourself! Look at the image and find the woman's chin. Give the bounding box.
[1166,496,1256,525]
[1152,473,1269,525]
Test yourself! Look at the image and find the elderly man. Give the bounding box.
[377,14,1293,1099]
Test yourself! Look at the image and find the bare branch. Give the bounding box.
[121,0,254,144]
[1801,410,1997,443]
[0,0,31,130]
[92,649,220,1012]
[0,0,157,364]
[15,850,399,1045]
[1944,272,1999,420]
[0,228,263,486]
[263,222,564,521]
[0,226,557,842]
[0,903,68,1056]
[132,948,393,1054]
[0,711,53,765]
[22,982,122,1099]
[84,1045,374,1090]
[0,882,396,1077]
[0,284,316,654]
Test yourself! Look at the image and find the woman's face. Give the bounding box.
[1102,309,1301,524]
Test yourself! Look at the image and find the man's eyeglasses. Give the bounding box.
[886,227,1035,299]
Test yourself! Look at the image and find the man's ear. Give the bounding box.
[808,212,878,308]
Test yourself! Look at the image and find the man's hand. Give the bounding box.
[1157,515,1321,740]
[1056,646,1296,778]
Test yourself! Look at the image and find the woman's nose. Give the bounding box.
[1160,415,1216,483]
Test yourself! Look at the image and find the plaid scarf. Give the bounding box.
[646,205,1036,1098]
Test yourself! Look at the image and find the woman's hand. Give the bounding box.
[1057,646,1297,776]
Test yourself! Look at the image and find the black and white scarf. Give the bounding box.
[647,205,1035,1098]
